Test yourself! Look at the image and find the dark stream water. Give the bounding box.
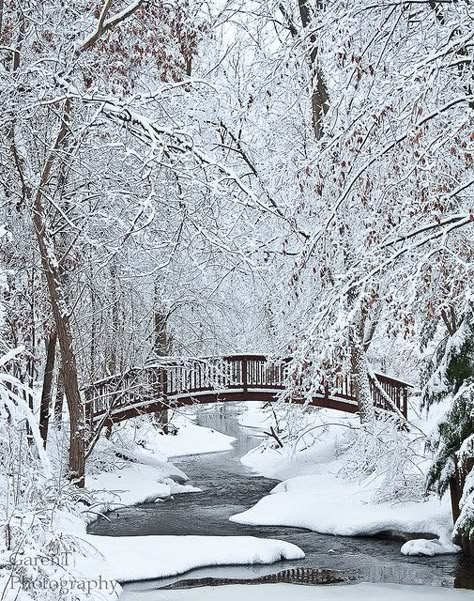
[88,406,474,593]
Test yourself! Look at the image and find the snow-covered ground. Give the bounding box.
[152,414,236,458]
[232,403,458,556]
[2,402,466,601]
[230,473,456,554]
[121,582,474,601]
[47,508,303,599]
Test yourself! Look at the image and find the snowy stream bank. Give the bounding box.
[90,408,474,597]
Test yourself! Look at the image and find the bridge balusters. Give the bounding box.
[178,364,183,393]
[210,358,217,389]
[231,359,239,387]
[182,363,187,393]
[190,361,194,392]
[84,355,410,422]
[190,361,195,391]
[218,358,224,388]
[199,360,204,391]
[180,362,184,394]
[172,363,179,395]
[194,361,198,391]
[194,361,199,391]
[175,363,180,395]
[184,363,189,393]
[166,365,172,396]
[223,358,230,387]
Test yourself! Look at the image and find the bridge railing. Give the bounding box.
[83,355,409,422]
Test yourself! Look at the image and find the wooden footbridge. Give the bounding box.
[83,354,409,426]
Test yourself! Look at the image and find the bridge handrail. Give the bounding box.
[82,354,411,424]
[82,354,276,389]
[82,355,411,391]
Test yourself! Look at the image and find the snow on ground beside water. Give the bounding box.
[120,583,474,601]
[79,535,304,583]
[87,463,200,508]
[153,418,236,458]
[239,407,360,480]
[230,472,456,551]
[233,405,459,556]
[84,411,234,509]
[110,410,236,460]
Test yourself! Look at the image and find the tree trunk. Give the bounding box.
[31,100,86,486]
[39,327,57,447]
[108,260,119,375]
[351,343,376,425]
[153,299,170,432]
[297,0,329,140]
[350,310,376,425]
[25,264,37,445]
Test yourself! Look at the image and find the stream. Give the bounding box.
[88,406,474,595]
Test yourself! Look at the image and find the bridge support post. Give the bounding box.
[154,365,169,433]
[242,358,248,394]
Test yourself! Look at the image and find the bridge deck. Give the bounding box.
[83,354,410,426]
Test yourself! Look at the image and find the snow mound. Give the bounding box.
[230,473,455,550]
[153,421,236,458]
[401,537,460,556]
[87,464,199,508]
[84,535,304,582]
[238,402,273,430]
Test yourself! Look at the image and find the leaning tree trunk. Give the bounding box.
[32,218,86,485]
[39,327,57,447]
[31,100,86,486]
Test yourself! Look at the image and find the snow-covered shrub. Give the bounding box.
[339,416,427,504]
[273,404,331,449]
[86,436,130,475]
[0,352,96,600]
[87,416,170,476]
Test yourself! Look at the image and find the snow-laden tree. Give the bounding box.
[218,0,474,422]
[1,0,204,484]
[0,0,282,484]
[424,294,474,552]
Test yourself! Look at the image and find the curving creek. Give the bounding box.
[88,408,474,598]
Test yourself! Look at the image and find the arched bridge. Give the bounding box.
[83,354,410,426]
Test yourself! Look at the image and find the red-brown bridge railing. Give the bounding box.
[83,354,410,425]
